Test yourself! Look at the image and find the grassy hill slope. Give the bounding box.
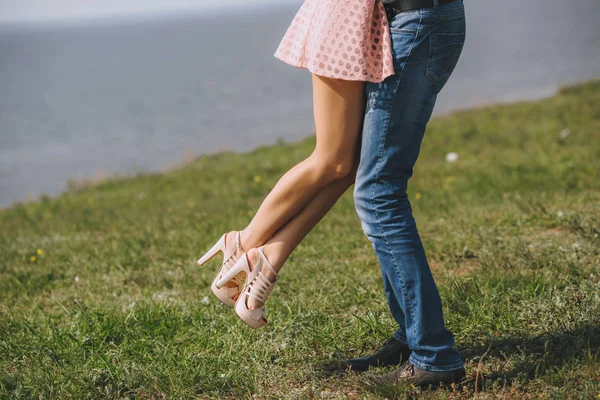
[1,80,599,399]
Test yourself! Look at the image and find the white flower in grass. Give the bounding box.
[557,210,565,218]
[75,276,80,283]
[201,296,210,305]
[445,152,459,163]
[220,374,225,378]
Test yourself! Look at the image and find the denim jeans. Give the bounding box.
[353,0,466,372]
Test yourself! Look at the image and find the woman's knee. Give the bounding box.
[309,154,355,183]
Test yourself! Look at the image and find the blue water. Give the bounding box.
[0,0,599,206]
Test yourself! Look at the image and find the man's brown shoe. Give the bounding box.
[371,361,465,388]
[346,337,411,371]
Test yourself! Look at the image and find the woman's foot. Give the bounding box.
[242,248,278,325]
[197,230,246,307]
[216,246,278,328]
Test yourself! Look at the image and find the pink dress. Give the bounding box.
[274,0,395,83]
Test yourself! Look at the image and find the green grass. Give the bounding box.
[1,80,599,399]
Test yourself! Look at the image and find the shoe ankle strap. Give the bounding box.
[236,231,245,253]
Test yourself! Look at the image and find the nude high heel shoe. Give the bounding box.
[197,231,245,307]
[215,247,278,329]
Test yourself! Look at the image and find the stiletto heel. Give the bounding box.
[197,231,246,308]
[234,247,278,329]
[197,234,226,266]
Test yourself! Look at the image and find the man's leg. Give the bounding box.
[381,268,408,345]
[353,4,465,372]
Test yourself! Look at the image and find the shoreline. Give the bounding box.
[3,0,599,209]
[1,79,595,210]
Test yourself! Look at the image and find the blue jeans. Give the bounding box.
[353,0,466,372]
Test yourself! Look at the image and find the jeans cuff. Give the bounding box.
[393,330,408,345]
[409,354,464,372]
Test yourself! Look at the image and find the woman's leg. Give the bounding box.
[239,74,365,251]
[217,74,364,298]
[261,168,356,272]
[245,168,356,320]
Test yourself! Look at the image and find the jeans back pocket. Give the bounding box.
[425,28,465,93]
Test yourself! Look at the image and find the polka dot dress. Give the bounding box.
[274,0,395,83]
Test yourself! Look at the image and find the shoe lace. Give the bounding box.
[396,362,415,378]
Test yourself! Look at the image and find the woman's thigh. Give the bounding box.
[311,74,365,167]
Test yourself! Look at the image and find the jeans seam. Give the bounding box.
[370,10,424,345]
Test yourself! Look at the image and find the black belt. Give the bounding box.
[384,0,457,14]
